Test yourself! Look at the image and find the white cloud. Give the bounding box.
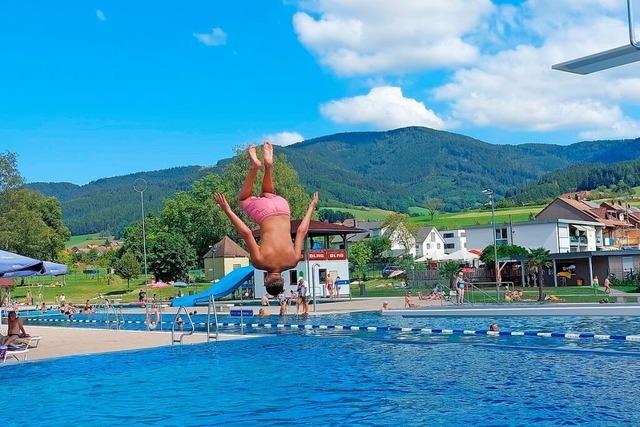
[293,0,494,75]
[320,86,444,130]
[193,28,227,46]
[96,9,106,22]
[433,1,640,139]
[264,131,305,146]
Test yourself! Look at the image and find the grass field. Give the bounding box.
[411,205,545,230]
[326,206,395,221]
[8,270,211,305]
[65,233,115,249]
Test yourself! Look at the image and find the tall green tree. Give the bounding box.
[0,152,24,193]
[382,213,418,256]
[0,188,70,259]
[439,261,461,289]
[527,247,552,302]
[148,231,196,282]
[349,241,372,281]
[366,237,392,263]
[480,244,529,268]
[161,173,232,259]
[424,198,444,221]
[114,251,141,289]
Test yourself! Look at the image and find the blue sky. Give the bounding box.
[2,1,639,183]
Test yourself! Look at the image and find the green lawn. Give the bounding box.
[325,206,395,221]
[8,270,211,305]
[411,205,545,230]
[65,233,115,249]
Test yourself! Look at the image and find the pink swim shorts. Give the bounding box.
[240,193,291,224]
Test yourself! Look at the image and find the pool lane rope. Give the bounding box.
[21,317,640,343]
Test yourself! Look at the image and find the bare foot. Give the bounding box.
[247,145,262,169]
[263,140,273,167]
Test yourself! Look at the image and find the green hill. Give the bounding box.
[278,127,640,211]
[504,158,640,205]
[28,166,215,236]
[27,127,640,235]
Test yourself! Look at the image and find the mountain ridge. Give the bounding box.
[27,126,640,235]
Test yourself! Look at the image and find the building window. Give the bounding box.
[460,232,466,237]
[430,233,435,242]
[496,228,509,246]
[444,243,455,249]
[426,243,431,250]
[443,232,454,238]
[289,270,297,285]
[437,243,441,249]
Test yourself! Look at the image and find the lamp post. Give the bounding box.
[133,179,149,288]
[483,189,500,286]
[312,263,320,313]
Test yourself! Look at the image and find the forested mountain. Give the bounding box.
[28,166,215,235]
[278,127,640,211]
[28,127,640,235]
[504,158,640,205]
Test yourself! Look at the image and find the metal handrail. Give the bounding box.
[102,300,122,331]
[171,306,194,345]
[206,295,219,343]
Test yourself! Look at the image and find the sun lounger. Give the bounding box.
[1,345,29,362]
[15,336,41,348]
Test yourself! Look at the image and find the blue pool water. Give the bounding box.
[4,311,640,425]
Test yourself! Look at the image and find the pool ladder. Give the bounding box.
[170,295,220,345]
[103,300,123,331]
[206,295,220,343]
[171,306,195,345]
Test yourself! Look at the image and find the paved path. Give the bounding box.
[4,326,257,364]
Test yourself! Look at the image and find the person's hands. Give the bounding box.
[214,192,231,212]
[310,192,319,207]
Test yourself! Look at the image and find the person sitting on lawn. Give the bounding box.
[214,141,319,297]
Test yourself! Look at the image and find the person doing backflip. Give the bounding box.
[214,140,319,297]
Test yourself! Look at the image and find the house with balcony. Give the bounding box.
[536,194,640,249]
[464,219,605,254]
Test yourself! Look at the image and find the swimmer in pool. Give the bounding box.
[214,140,319,297]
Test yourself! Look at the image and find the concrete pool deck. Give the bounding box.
[3,325,258,363]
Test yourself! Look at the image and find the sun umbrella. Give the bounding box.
[41,261,68,276]
[173,281,189,288]
[388,270,405,278]
[0,250,44,277]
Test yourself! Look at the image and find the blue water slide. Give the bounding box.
[170,265,255,307]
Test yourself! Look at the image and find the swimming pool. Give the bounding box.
[4,325,640,426]
[8,311,640,424]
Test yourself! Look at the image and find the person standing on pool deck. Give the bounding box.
[214,141,319,297]
[296,276,308,315]
[455,272,466,305]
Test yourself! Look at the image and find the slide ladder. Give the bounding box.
[206,295,219,343]
[171,306,194,345]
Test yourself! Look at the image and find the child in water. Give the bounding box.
[214,140,318,297]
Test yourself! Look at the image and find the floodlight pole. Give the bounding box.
[133,179,149,291]
[483,189,500,286]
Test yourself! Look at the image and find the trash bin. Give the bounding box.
[359,283,366,296]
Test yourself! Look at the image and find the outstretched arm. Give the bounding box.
[293,192,319,255]
[214,193,261,260]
